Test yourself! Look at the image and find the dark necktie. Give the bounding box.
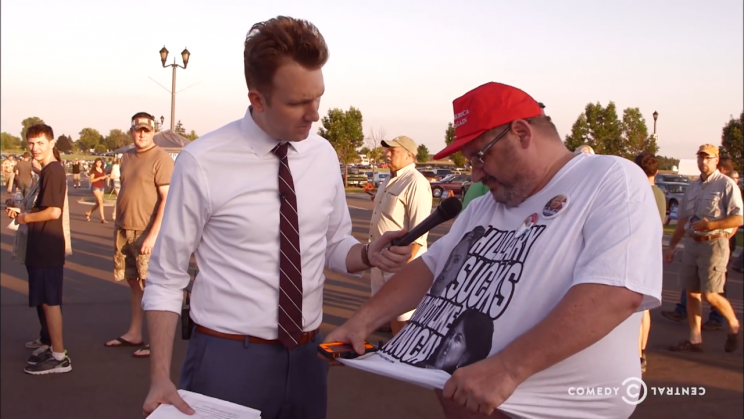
[272,143,304,349]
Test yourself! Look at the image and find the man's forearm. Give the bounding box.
[24,207,61,223]
[146,310,179,381]
[345,243,370,273]
[350,258,433,333]
[148,196,168,238]
[668,217,688,249]
[497,283,642,383]
[709,215,744,231]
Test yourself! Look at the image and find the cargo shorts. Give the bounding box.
[113,228,150,282]
[680,236,730,294]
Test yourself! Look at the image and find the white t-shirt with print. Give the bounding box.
[342,153,663,419]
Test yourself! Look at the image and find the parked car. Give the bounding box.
[656,181,688,215]
[373,173,390,188]
[418,170,438,182]
[433,169,454,180]
[431,174,471,198]
[655,174,690,184]
[341,165,369,187]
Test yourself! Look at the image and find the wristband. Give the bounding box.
[361,243,373,268]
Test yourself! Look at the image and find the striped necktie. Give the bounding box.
[272,143,304,349]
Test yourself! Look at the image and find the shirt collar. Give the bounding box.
[699,169,720,184]
[391,163,417,178]
[240,106,312,157]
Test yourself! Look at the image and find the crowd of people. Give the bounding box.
[3,14,742,419]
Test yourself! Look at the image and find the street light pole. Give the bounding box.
[652,110,658,135]
[159,46,191,132]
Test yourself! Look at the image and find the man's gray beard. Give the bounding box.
[489,173,537,208]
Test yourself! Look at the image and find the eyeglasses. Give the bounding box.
[468,124,511,167]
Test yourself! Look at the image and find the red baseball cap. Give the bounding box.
[434,82,544,160]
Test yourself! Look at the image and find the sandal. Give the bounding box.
[668,340,704,352]
[104,337,143,347]
[133,345,150,358]
[85,212,91,222]
[725,333,739,353]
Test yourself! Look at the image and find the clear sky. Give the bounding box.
[1,0,741,160]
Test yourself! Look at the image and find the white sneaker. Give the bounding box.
[32,345,50,355]
[25,338,44,349]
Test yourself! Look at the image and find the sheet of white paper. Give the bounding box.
[148,390,262,419]
[6,219,19,231]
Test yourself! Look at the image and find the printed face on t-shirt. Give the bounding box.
[429,226,486,297]
[377,223,544,374]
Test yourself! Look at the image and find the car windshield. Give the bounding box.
[662,176,690,183]
[666,184,687,194]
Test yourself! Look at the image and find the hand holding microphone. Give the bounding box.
[369,197,463,273]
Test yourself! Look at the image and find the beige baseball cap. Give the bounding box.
[696,144,719,157]
[382,135,418,156]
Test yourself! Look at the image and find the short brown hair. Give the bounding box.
[718,156,734,175]
[634,153,659,177]
[26,124,54,141]
[526,115,559,136]
[243,16,329,99]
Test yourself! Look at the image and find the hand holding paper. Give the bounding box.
[144,379,194,417]
[148,390,262,419]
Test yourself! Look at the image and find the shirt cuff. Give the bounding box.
[141,284,184,314]
[327,235,362,277]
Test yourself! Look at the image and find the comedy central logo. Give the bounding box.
[567,377,648,405]
[621,377,648,405]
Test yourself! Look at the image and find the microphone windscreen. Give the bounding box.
[438,197,463,221]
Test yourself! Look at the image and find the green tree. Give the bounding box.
[56,134,74,153]
[366,126,386,167]
[318,107,364,186]
[184,130,199,141]
[566,102,638,156]
[175,120,186,135]
[586,102,623,156]
[21,117,45,148]
[443,122,466,167]
[77,128,102,152]
[720,112,743,174]
[359,146,371,159]
[621,107,656,158]
[94,144,107,153]
[656,155,680,171]
[1,132,22,150]
[564,114,591,152]
[416,144,430,163]
[103,129,131,151]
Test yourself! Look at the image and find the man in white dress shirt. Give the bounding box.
[141,16,413,419]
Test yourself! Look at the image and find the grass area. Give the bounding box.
[61,154,98,161]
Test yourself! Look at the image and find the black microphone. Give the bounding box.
[390,197,462,247]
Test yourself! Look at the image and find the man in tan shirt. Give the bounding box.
[665,144,743,353]
[104,112,174,357]
[369,136,433,334]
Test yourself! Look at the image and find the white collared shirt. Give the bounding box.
[369,163,432,251]
[142,107,360,339]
